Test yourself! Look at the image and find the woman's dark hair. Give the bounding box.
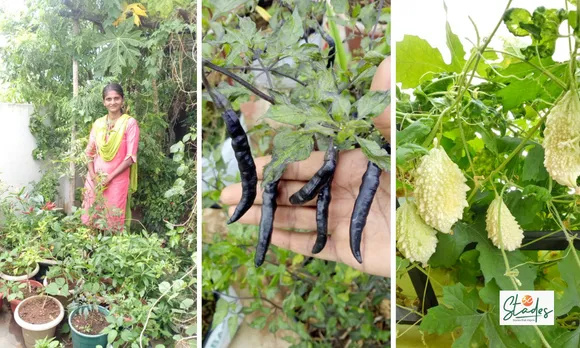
[102,83,124,99]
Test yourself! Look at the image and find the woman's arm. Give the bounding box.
[104,157,134,185]
[88,161,96,180]
[86,125,97,181]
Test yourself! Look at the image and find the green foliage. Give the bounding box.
[397,3,580,346]
[203,224,391,346]
[203,1,390,345]
[0,1,196,347]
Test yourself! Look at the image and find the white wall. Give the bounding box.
[0,103,43,190]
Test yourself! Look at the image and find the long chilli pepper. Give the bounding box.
[312,175,333,254]
[202,74,258,223]
[222,107,258,224]
[255,179,280,267]
[289,144,338,205]
[320,29,336,69]
[349,143,389,263]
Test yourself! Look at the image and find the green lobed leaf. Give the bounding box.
[429,222,478,268]
[396,33,464,89]
[396,118,433,145]
[355,90,390,119]
[522,144,549,182]
[495,58,566,111]
[555,247,580,316]
[355,136,389,171]
[420,283,480,335]
[263,131,314,184]
[473,222,537,290]
[94,21,143,77]
[395,143,428,165]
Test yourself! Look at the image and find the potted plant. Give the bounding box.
[0,248,41,281]
[13,294,64,348]
[68,303,110,348]
[68,279,111,348]
[42,261,84,308]
[29,337,64,348]
[0,279,44,313]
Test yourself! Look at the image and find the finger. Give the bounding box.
[253,153,327,181]
[228,205,317,231]
[373,105,390,143]
[221,180,318,207]
[370,57,391,143]
[270,229,365,270]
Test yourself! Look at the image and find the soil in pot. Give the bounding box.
[18,296,61,324]
[9,280,44,312]
[71,309,108,335]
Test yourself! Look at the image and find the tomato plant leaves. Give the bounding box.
[355,90,390,119]
[355,136,389,171]
[263,131,314,184]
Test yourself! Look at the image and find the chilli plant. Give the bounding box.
[203,0,390,346]
[396,1,580,347]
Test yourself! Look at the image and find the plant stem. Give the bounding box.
[486,49,568,90]
[139,267,195,348]
[466,96,561,202]
[203,59,276,105]
[496,190,552,348]
[548,201,580,271]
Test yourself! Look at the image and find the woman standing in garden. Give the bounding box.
[82,83,140,231]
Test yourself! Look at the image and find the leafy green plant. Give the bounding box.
[202,0,390,345]
[0,248,40,277]
[396,1,580,346]
[33,337,64,348]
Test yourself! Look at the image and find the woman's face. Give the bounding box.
[103,90,124,114]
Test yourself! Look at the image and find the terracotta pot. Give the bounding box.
[14,295,64,348]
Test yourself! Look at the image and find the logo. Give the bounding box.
[521,295,533,307]
[500,291,554,325]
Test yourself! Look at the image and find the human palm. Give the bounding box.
[220,149,390,277]
[221,57,391,277]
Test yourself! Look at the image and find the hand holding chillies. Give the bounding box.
[220,150,390,277]
[288,142,338,254]
[349,143,390,263]
[289,144,337,205]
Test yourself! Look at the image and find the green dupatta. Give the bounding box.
[94,114,138,229]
